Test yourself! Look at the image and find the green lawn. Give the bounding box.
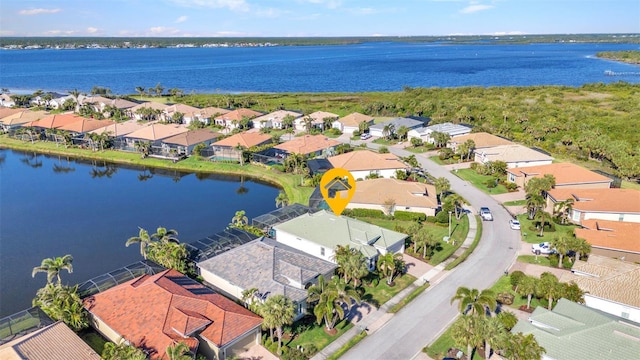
[286,317,353,353]
[424,325,483,360]
[78,329,108,355]
[488,275,546,310]
[404,146,432,154]
[503,199,527,206]
[327,331,367,360]
[429,155,446,165]
[372,138,396,145]
[517,255,573,270]
[516,214,577,244]
[361,273,417,308]
[453,168,508,195]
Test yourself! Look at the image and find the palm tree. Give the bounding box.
[303,116,314,133]
[450,315,481,359]
[382,123,395,140]
[551,234,571,268]
[234,143,247,166]
[396,125,409,141]
[503,332,545,360]
[553,198,574,225]
[322,117,335,131]
[32,255,74,285]
[307,275,360,332]
[332,246,368,287]
[434,177,451,201]
[275,191,289,208]
[126,227,153,259]
[135,86,146,97]
[525,194,545,220]
[102,341,147,360]
[152,227,179,244]
[516,275,537,310]
[446,193,467,219]
[260,295,295,355]
[450,287,497,316]
[377,252,404,285]
[479,316,506,359]
[413,228,436,259]
[572,237,591,262]
[166,342,192,360]
[537,272,562,310]
[534,211,552,237]
[231,210,249,227]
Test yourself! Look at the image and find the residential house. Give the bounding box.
[295,111,339,131]
[408,122,471,143]
[214,109,263,130]
[89,120,151,149]
[210,131,272,162]
[545,188,640,224]
[273,210,407,270]
[0,93,15,108]
[83,269,263,360]
[184,107,230,126]
[24,113,86,130]
[56,118,115,137]
[511,298,640,360]
[370,117,425,138]
[197,237,337,321]
[560,254,640,323]
[327,150,410,180]
[129,101,169,121]
[29,92,68,109]
[507,163,613,189]
[161,129,222,156]
[273,134,340,158]
[474,144,553,168]
[0,321,101,360]
[342,178,439,216]
[0,110,48,132]
[332,112,374,134]
[164,104,201,124]
[448,132,512,151]
[83,96,138,114]
[0,108,24,120]
[253,110,302,130]
[123,123,188,151]
[575,219,640,262]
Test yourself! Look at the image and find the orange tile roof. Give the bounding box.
[274,134,340,155]
[130,101,169,112]
[0,110,48,126]
[346,178,438,209]
[165,103,200,115]
[189,107,230,118]
[547,188,640,213]
[507,163,612,186]
[328,150,409,171]
[24,113,86,129]
[576,220,640,253]
[214,108,263,122]
[125,124,189,141]
[56,119,115,133]
[450,132,513,148]
[0,108,24,119]
[83,269,262,360]
[212,131,272,148]
[338,112,374,127]
[162,129,222,146]
[306,111,339,124]
[89,120,150,137]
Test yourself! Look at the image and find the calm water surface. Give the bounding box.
[0,149,279,316]
[1,42,639,94]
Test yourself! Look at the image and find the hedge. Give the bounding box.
[343,208,387,219]
[393,211,427,222]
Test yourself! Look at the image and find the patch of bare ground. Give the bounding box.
[564,91,614,101]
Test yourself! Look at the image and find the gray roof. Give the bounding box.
[197,238,336,303]
[511,298,640,360]
[370,117,424,131]
[273,210,408,258]
[425,122,472,136]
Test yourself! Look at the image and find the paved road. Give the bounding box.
[340,143,520,360]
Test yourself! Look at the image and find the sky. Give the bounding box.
[1,0,639,37]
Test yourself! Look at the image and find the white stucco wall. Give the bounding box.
[506,160,554,169]
[199,268,244,301]
[275,230,336,264]
[350,168,403,180]
[573,210,640,224]
[584,295,640,323]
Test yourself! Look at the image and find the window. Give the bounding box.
[619,214,625,221]
[320,247,325,256]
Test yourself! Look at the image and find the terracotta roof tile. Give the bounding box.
[130,101,169,112]
[576,219,640,253]
[345,178,439,209]
[328,150,409,171]
[124,124,189,141]
[89,120,150,137]
[0,108,25,120]
[507,163,612,186]
[253,110,303,124]
[547,188,640,213]
[214,108,263,122]
[25,113,86,129]
[83,269,261,360]
[212,131,272,148]
[338,112,374,127]
[162,129,222,146]
[476,144,553,163]
[0,110,48,126]
[306,111,339,124]
[56,119,115,133]
[274,134,340,155]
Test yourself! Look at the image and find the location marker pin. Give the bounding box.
[319,168,356,216]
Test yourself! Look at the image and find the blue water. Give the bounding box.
[1,42,639,94]
[0,149,279,316]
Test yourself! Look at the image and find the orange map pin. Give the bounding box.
[320,168,356,216]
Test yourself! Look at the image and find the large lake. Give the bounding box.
[0,149,279,316]
[1,42,639,94]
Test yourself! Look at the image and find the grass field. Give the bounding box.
[453,168,508,195]
[516,214,577,244]
[503,199,527,206]
[362,273,417,308]
[286,318,353,353]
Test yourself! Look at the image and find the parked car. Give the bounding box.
[531,242,556,255]
[360,133,372,140]
[479,207,493,221]
[509,219,521,230]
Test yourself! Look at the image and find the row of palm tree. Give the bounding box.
[513,271,585,310]
[307,275,361,333]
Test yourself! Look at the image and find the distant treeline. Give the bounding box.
[596,50,640,65]
[1,33,639,49]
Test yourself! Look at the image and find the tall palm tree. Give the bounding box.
[32,255,74,285]
[166,342,192,360]
[343,254,369,287]
[450,287,497,316]
[525,194,546,220]
[152,227,179,244]
[551,234,571,268]
[450,315,481,359]
[396,125,409,141]
[307,275,360,332]
[134,86,146,97]
[434,177,451,201]
[553,198,574,225]
[572,237,591,262]
[537,272,562,310]
[479,316,506,359]
[126,227,153,259]
[377,252,404,285]
[260,295,295,355]
[275,191,289,208]
[503,332,545,360]
[446,193,467,219]
[413,228,436,259]
[534,211,552,237]
[382,123,395,140]
[231,210,249,227]
[516,275,537,310]
[303,116,314,133]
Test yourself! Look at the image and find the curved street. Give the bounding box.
[339,143,521,360]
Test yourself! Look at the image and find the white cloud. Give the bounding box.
[460,4,494,14]
[491,31,526,35]
[87,27,99,34]
[175,15,188,23]
[43,30,76,35]
[149,26,182,35]
[169,0,248,12]
[0,30,15,36]
[19,8,61,15]
[304,0,342,9]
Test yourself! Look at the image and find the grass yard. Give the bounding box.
[424,325,483,360]
[453,168,508,195]
[78,329,108,355]
[503,199,527,206]
[488,275,546,311]
[327,331,367,360]
[517,255,573,270]
[404,146,432,154]
[372,138,397,145]
[516,214,577,244]
[361,273,417,308]
[286,317,353,353]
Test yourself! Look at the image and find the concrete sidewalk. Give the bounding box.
[311,210,478,360]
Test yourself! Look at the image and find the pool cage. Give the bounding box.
[0,307,55,344]
[185,227,259,263]
[77,260,165,298]
[251,203,318,231]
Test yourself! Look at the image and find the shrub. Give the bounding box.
[435,211,449,224]
[510,271,526,287]
[469,162,480,171]
[353,130,361,137]
[347,208,387,219]
[505,182,519,192]
[496,292,515,305]
[394,211,426,222]
[379,146,390,154]
[426,216,438,223]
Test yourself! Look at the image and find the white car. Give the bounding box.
[531,242,555,255]
[509,219,521,230]
[360,133,372,140]
[479,207,493,221]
